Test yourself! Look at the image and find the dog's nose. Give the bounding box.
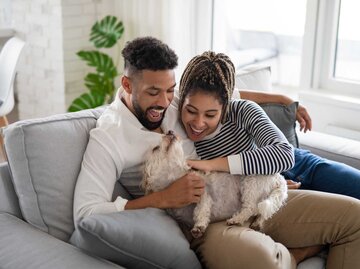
[166,130,176,141]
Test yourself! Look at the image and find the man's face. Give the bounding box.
[126,70,176,130]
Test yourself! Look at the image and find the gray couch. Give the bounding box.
[1,105,359,269]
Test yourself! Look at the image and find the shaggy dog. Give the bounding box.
[142,131,288,238]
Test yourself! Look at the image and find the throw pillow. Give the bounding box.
[70,208,201,269]
[3,107,105,241]
[235,65,272,91]
[260,102,299,148]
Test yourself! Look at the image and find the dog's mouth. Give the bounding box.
[164,130,178,151]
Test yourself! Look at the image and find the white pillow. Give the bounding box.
[235,65,272,91]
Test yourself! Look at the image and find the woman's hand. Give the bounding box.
[297,104,312,133]
[187,160,214,172]
[187,157,230,173]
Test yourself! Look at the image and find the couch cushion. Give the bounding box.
[0,213,124,269]
[235,65,272,91]
[260,102,299,148]
[299,131,360,170]
[3,107,105,241]
[70,208,201,269]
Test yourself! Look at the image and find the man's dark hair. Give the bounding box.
[122,36,178,74]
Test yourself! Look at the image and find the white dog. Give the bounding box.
[142,131,288,238]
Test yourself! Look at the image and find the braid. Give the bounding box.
[179,51,235,123]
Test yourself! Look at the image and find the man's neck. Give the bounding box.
[121,92,135,115]
[152,127,163,134]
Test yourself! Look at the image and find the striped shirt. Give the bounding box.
[195,99,294,175]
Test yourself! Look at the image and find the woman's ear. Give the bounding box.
[121,76,132,94]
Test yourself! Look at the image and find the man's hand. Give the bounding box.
[297,104,312,133]
[286,179,301,190]
[160,172,205,208]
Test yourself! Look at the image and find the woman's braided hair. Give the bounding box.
[178,51,235,123]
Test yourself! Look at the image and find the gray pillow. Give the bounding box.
[260,102,299,147]
[3,107,105,241]
[70,208,201,269]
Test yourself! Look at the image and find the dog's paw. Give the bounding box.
[226,217,242,226]
[250,217,264,231]
[191,226,205,238]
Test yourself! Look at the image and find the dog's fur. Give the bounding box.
[142,132,288,238]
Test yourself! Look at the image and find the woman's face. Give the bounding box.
[181,90,223,142]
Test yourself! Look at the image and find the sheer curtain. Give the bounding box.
[0,0,12,28]
[114,0,212,81]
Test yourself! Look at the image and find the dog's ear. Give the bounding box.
[140,174,148,191]
[141,170,154,195]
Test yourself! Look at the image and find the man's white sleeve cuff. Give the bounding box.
[114,196,128,211]
[228,155,244,175]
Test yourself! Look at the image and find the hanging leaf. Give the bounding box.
[90,15,124,48]
[68,91,105,112]
[77,51,117,77]
[84,73,115,96]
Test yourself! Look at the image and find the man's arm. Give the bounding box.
[239,89,312,133]
[125,172,205,210]
[74,129,205,221]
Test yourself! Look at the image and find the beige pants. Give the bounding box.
[189,190,360,269]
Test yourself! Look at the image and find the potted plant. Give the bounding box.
[68,15,124,112]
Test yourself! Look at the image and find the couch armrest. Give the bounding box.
[0,213,125,269]
[298,131,360,170]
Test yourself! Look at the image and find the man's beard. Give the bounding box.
[133,101,166,130]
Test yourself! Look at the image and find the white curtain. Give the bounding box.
[114,0,213,82]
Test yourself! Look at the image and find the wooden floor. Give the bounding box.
[0,105,19,163]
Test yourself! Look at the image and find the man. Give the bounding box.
[74,37,205,220]
[74,37,360,269]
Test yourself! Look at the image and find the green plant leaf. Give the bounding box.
[84,73,115,96]
[67,91,105,112]
[90,15,124,48]
[77,51,117,77]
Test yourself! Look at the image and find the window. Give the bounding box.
[212,0,307,87]
[334,0,360,82]
[213,0,360,96]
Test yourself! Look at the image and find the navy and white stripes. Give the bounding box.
[195,99,294,175]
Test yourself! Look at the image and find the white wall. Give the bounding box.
[11,0,65,119]
[9,0,117,119]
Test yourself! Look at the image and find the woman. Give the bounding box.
[181,55,360,200]
[176,51,360,269]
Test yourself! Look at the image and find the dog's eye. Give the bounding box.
[152,146,160,152]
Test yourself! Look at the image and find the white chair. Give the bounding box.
[0,36,25,127]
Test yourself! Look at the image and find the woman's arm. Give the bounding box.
[239,89,312,132]
[239,90,293,105]
[228,100,295,175]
